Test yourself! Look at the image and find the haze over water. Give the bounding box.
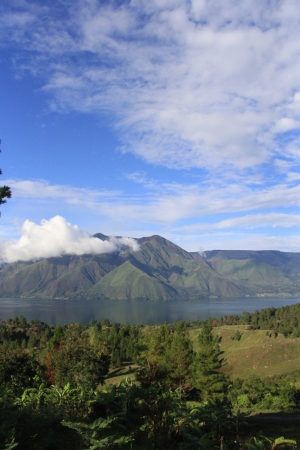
[0,297,300,326]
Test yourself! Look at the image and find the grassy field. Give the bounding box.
[190,325,300,380]
[105,363,140,385]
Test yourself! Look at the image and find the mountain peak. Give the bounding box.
[93,233,110,241]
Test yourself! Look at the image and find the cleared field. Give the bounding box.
[105,363,140,386]
[190,325,300,380]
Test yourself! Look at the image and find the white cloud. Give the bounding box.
[168,231,300,253]
[287,172,300,182]
[4,177,300,226]
[273,118,300,133]
[1,0,300,174]
[175,213,300,233]
[4,178,119,200]
[138,183,300,223]
[206,233,300,253]
[0,216,140,263]
[215,213,300,230]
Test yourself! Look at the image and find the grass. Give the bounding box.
[105,362,140,385]
[190,325,300,380]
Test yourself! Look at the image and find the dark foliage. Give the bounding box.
[0,314,299,449]
[0,138,11,209]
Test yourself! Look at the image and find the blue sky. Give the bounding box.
[0,0,300,261]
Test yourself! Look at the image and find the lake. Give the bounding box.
[0,296,300,325]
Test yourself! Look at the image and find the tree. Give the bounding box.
[0,139,11,211]
[45,324,110,390]
[191,324,228,402]
[164,322,194,388]
[138,323,172,385]
[0,347,40,395]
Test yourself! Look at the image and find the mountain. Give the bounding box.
[0,235,299,300]
[201,250,300,296]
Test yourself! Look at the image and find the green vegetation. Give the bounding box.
[0,138,12,210]
[1,235,300,300]
[214,302,300,337]
[203,250,300,297]
[1,303,300,448]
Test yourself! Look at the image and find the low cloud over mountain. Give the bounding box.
[0,216,139,263]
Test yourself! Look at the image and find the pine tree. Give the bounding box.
[0,139,11,211]
[191,324,228,401]
[138,323,172,385]
[164,322,194,388]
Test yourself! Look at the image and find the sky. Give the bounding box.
[0,0,300,262]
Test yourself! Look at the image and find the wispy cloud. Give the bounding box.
[3,179,119,200]
[4,177,300,225]
[177,232,300,253]
[177,213,300,232]
[286,172,300,182]
[1,0,300,175]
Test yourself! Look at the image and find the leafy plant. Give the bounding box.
[245,435,297,450]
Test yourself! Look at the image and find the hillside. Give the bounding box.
[189,325,300,380]
[202,250,300,296]
[0,234,299,300]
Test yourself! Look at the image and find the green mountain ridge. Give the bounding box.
[0,235,299,300]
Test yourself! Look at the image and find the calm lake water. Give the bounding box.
[0,297,300,325]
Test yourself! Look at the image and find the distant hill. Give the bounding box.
[201,249,300,296]
[0,235,299,300]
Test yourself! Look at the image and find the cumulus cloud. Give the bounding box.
[0,216,140,263]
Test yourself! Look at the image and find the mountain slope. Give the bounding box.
[203,250,300,278]
[202,250,300,296]
[91,260,179,300]
[0,254,123,298]
[0,235,299,300]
